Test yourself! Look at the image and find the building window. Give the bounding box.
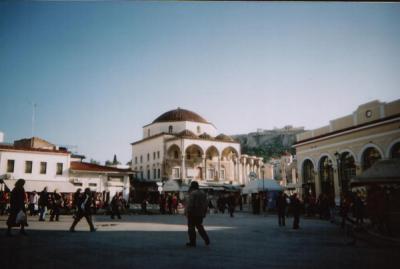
[148,129,151,137]
[7,160,15,173]
[220,169,225,179]
[157,151,160,159]
[153,152,156,160]
[25,161,32,174]
[168,125,173,134]
[172,168,180,179]
[174,150,179,159]
[140,171,144,180]
[40,162,47,174]
[147,170,150,179]
[208,169,215,180]
[135,157,138,164]
[73,182,83,187]
[157,169,161,179]
[147,153,150,161]
[88,183,97,187]
[197,126,201,133]
[153,169,157,179]
[56,163,63,175]
[140,155,143,163]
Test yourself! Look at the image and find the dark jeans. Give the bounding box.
[293,213,300,229]
[278,209,286,226]
[187,216,210,245]
[111,207,121,219]
[39,205,47,220]
[70,212,95,231]
[50,206,60,221]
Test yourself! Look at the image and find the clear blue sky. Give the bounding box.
[1,2,399,164]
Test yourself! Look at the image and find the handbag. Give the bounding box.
[16,210,27,225]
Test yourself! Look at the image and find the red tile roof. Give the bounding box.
[70,162,132,173]
[0,144,70,154]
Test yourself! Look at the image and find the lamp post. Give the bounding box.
[334,152,342,195]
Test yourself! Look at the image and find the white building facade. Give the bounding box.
[0,137,131,199]
[131,108,263,185]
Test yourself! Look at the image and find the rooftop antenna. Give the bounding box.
[31,102,37,138]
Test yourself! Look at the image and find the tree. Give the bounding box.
[90,159,100,165]
[112,154,121,165]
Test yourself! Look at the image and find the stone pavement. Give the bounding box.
[0,212,398,269]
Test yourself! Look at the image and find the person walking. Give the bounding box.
[276,191,287,226]
[28,191,39,216]
[50,189,63,221]
[185,181,210,247]
[110,193,122,219]
[292,193,301,229]
[38,187,49,221]
[69,188,96,232]
[227,193,236,218]
[6,179,28,236]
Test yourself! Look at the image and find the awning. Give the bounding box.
[242,178,284,194]
[350,159,400,187]
[2,179,76,193]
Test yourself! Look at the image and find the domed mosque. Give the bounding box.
[131,108,263,185]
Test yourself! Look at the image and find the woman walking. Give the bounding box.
[69,188,96,232]
[6,179,28,236]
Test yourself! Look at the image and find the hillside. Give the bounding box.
[232,126,305,162]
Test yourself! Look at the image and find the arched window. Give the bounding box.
[362,147,381,170]
[340,152,356,193]
[168,125,173,134]
[174,150,179,159]
[390,142,400,159]
[302,160,315,197]
[319,156,334,195]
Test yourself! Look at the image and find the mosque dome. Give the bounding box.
[152,108,209,124]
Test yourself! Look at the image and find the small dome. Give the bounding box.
[216,134,235,142]
[199,132,212,140]
[153,108,209,124]
[177,129,198,138]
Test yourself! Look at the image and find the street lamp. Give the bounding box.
[334,152,342,194]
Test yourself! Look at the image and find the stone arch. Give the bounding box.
[318,155,335,195]
[166,144,182,160]
[185,144,204,160]
[206,146,219,160]
[338,149,358,163]
[359,143,384,171]
[301,158,316,197]
[317,153,334,169]
[221,146,239,161]
[386,138,400,159]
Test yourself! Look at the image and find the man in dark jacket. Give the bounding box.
[276,192,287,226]
[292,193,301,229]
[110,193,122,219]
[6,179,28,236]
[69,188,96,232]
[185,181,210,247]
[38,187,49,221]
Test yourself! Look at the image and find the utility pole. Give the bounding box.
[31,102,37,137]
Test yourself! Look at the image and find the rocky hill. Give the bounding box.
[231,126,306,162]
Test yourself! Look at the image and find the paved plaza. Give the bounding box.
[0,212,398,269]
